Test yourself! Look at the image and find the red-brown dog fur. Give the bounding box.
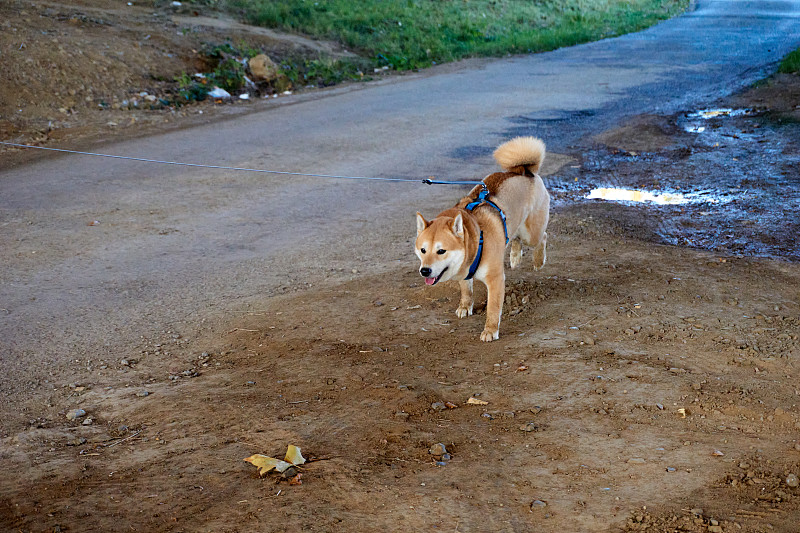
[415,137,549,341]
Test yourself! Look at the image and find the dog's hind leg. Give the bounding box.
[456,279,474,318]
[523,203,549,270]
[509,239,523,269]
[532,232,547,271]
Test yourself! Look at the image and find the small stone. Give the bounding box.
[739,462,750,469]
[82,418,93,426]
[66,408,86,420]
[786,473,799,488]
[441,453,451,461]
[530,500,547,510]
[519,422,539,432]
[708,526,723,533]
[136,390,150,397]
[627,458,646,465]
[435,461,447,467]
[430,401,446,411]
[429,443,447,457]
[656,403,664,410]
[666,467,676,472]
[394,411,410,420]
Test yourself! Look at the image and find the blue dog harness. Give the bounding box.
[464,186,509,280]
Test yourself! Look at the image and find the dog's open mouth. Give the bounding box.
[425,267,448,286]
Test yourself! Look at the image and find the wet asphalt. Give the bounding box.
[1,0,800,387]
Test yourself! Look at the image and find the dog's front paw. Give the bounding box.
[456,305,473,318]
[480,328,499,342]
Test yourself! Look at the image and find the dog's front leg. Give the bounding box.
[480,272,504,342]
[456,279,474,318]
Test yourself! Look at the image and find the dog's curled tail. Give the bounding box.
[493,136,546,176]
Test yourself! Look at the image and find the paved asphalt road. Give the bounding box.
[2,0,800,394]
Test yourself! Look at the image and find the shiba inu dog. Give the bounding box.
[415,137,549,342]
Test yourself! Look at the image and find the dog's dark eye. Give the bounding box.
[437,249,446,255]
[420,248,426,254]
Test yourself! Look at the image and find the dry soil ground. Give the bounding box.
[2,2,800,533]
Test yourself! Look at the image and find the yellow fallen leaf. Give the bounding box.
[244,454,293,476]
[284,445,306,466]
[467,397,488,405]
[245,445,307,477]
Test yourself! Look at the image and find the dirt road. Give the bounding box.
[2,1,800,531]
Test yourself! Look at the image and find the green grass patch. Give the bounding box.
[778,47,800,74]
[220,0,689,70]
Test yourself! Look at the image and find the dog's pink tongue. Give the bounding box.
[425,277,436,286]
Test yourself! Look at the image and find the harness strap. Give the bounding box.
[465,231,483,280]
[463,186,508,280]
[464,188,509,244]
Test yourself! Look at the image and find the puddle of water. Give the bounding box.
[584,188,737,205]
[586,188,690,205]
[686,108,752,119]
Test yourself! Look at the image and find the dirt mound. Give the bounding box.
[0,0,356,152]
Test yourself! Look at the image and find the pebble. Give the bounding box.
[136,390,150,397]
[786,473,799,488]
[82,418,93,426]
[666,467,676,472]
[627,458,646,464]
[66,408,86,420]
[519,422,539,432]
[531,500,547,509]
[430,401,446,411]
[708,526,723,533]
[429,443,447,457]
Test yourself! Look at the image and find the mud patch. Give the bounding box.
[557,77,800,261]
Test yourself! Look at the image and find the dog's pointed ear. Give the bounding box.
[452,213,464,237]
[416,212,429,236]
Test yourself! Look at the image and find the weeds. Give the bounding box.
[222,0,689,71]
[778,48,800,74]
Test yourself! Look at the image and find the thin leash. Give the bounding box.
[0,141,484,187]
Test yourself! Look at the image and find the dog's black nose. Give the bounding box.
[420,267,432,277]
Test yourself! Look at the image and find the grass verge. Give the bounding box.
[778,47,800,74]
[220,0,689,70]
